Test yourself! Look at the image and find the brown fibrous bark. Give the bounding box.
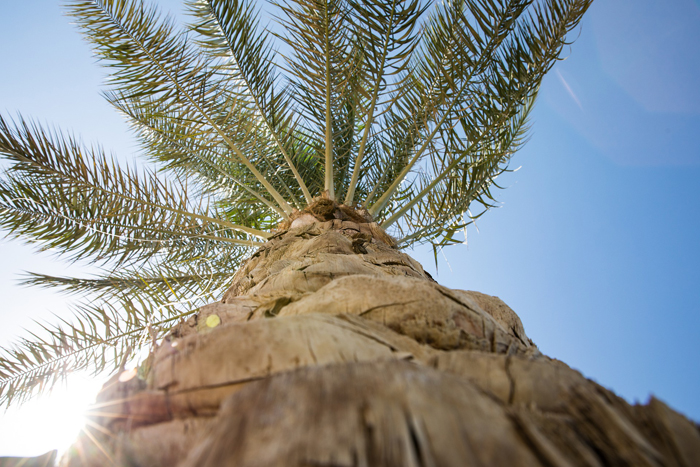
[60,213,700,467]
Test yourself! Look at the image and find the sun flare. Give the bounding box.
[0,372,105,458]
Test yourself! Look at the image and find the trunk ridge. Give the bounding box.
[61,220,700,466]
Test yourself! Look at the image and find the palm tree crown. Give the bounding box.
[0,0,591,406]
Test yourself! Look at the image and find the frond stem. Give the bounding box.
[344,0,397,205]
[369,0,521,217]
[324,0,335,199]
[119,108,287,218]
[205,0,313,205]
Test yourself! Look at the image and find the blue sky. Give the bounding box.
[1,0,699,457]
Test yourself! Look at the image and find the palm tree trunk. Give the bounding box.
[62,216,700,466]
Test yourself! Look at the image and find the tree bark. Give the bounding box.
[62,218,700,466]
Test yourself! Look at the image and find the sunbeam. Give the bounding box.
[556,68,583,110]
[0,372,104,458]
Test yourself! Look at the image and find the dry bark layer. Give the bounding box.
[61,218,700,467]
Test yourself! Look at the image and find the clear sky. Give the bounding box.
[1,0,699,457]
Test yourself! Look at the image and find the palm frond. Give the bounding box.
[21,256,239,305]
[394,90,535,248]
[67,0,294,215]
[367,0,591,248]
[0,115,263,266]
[188,0,314,205]
[109,92,291,220]
[368,0,534,217]
[272,0,359,199]
[0,296,195,407]
[342,0,426,205]
[1,257,239,406]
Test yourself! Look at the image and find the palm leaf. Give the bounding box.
[67,0,294,215]
[272,0,360,199]
[0,297,195,407]
[343,0,426,205]
[0,116,265,265]
[189,0,314,205]
[369,0,591,243]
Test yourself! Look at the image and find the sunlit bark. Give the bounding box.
[60,206,700,466]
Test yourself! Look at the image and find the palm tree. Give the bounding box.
[1,0,698,465]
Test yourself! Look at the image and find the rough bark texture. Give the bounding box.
[61,218,700,466]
